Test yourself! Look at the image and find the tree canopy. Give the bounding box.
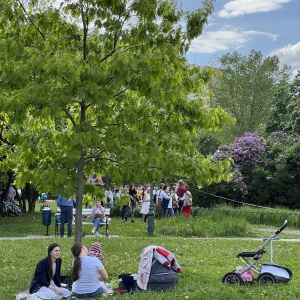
[266,71,300,135]
[210,50,290,143]
[0,0,233,242]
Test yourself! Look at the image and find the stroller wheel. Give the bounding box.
[257,272,277,284]
[222,272,243,285]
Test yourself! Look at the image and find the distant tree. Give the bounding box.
[266,71,300,135]
[210,50,290,143]
[0,0,234,242]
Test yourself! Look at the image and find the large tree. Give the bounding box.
[266,71,300,135]
[0,0,232,242]
[210,50,290,143]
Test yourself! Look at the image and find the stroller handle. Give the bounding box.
[275,219,288,235]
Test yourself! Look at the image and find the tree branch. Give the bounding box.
[16,0,45,40]
[63,108,76,127]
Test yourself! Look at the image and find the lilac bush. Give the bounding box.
[213,132,267,197]
[212,131,300,207]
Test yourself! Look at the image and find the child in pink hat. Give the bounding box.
[89,242,104,261]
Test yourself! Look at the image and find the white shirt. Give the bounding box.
[73,256,104,294]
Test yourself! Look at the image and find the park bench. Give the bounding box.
[54,208,111,237]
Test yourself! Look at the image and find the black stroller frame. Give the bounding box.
[222,220,293,285]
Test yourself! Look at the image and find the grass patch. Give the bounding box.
[1,204,300,299]
[1,237,300,300]
[156,214,252,237]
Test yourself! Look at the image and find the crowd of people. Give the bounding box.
[104,180,193,222]
[56,180,192,238]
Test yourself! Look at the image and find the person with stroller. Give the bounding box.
[29,243,71,299]
[71,243,108,298]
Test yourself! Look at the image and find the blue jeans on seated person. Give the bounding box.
[92,217,104,232]
[73,286,107,299]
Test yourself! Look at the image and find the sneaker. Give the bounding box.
[131,220,134,223]
[91,227,96,234]
[95,232,103,237]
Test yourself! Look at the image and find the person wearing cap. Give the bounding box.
[71,243,108,298]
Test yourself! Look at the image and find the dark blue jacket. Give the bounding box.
[29,257,62,294]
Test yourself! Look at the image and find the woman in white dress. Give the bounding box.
[140,186,151,223]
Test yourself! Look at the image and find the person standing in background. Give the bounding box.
[177,180,187,213]
[8,183,16,202]
[154,183,164,220]
[182,184,192,217]
[171,185,179,214]
[140,186,151,223]
[57,195,76,237]
[128,184,138,223]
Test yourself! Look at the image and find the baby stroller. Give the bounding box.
[222,220,293,285]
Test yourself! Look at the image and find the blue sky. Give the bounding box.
[183,0,300,78]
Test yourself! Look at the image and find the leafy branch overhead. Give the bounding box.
[0,0,231,242]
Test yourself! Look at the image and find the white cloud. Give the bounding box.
[269,42,300,67]
[188,27,277,54]
[218,0,291,18]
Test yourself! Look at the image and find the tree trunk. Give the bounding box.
[75,157,84,244]
[25,183,39,212]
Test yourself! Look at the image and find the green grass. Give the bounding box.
[1,204,300,299]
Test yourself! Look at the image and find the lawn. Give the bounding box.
[1,204,300,300]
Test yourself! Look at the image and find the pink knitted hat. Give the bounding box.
[89,242,104,261]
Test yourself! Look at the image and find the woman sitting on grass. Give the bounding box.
[29,243,71,299]
[71,243,108,299]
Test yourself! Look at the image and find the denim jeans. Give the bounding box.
[129,203,136,221]
[92,217,104,231]
[60,206,73,236]
[73,286,107,299]
[121,205,128,221]
[163,207,174,218]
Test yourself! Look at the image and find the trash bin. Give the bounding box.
[40,204,50,212]
[42,208,52,226]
